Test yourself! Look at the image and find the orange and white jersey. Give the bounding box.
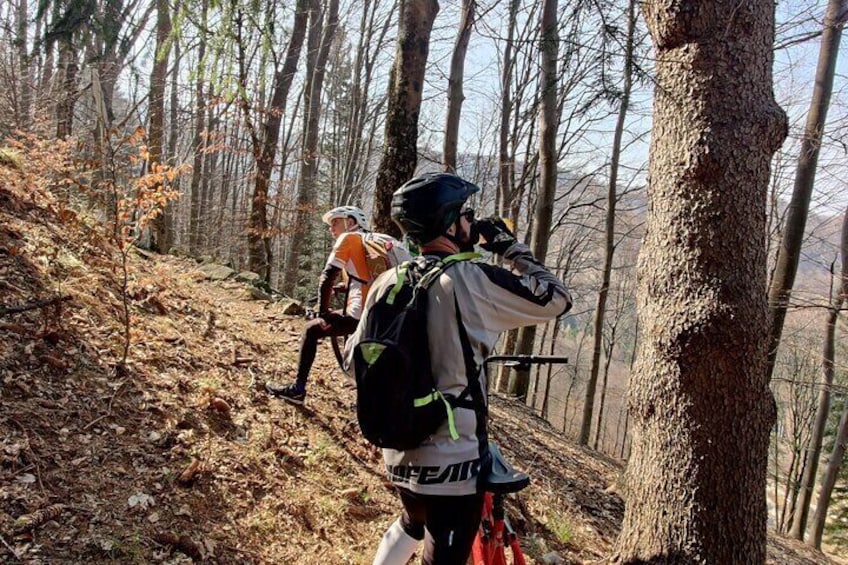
[325,231,370,319]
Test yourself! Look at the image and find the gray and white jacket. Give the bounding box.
[346,241,571,496]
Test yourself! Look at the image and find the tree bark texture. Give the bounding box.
[766,0,845,380]
[615,2,787,563]
[372,0,439,236]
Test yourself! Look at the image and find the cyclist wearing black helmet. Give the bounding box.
[347,172,572,565]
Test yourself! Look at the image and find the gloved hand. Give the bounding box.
[475,216,517,255]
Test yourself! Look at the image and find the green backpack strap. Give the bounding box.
[387,252,480,305]
[417,251,481,290]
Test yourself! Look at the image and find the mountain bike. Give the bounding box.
[472,355,569,565]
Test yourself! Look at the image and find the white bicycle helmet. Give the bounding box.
[322,205,368,230]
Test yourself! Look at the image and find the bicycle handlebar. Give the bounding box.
[484,354,569,371]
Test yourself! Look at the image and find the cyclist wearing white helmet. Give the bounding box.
[321,205,369,231]
[266,205,386,404]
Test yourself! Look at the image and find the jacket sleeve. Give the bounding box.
[467,241,572,333]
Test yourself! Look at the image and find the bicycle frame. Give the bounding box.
[471,356,568,564]
[471,492,526,565]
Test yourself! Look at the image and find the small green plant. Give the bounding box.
[0,147,23,170]
[305,435,333,467]
[548,511,574,544]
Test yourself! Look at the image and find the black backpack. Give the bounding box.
[352,252,479,450]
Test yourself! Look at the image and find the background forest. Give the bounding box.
[1,0,847,559]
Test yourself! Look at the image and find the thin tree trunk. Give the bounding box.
[247,0,308,279]
[55,39,78,139]
[442,0,475,173]
[188,0,209,254]
[16,0,31,129]
[508,0,557,400]
[148,0,173,253]
[282,0,340,294]
[790,230,847,539]
[496,0,517,217]
[580,0,635,446]
[766,0,845,379]
[808,204,848,548]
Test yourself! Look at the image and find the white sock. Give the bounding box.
[372,519,420,565]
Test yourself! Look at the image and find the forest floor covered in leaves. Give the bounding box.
[1,157,843,564]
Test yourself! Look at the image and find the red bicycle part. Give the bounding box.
[471,492,526,565]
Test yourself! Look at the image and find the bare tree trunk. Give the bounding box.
[580,0,635,446]
[16,0,31,129]
[496,0,517,217]
[766,0,845,379]
[372,0,439,235]
[790,215,848,540]
[148,0,174,253]
[55,40,78,139]
[247,0,308,279]
[282,0,340,294]
[167,29,182,242]
[442,0,475,173]
[188,0,209,254]
[808,204,848,549]
[614,1,787,561]
[508,0,557,400]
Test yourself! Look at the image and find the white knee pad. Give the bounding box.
[372,519,420,565]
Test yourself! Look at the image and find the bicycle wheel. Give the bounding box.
[330,332,351,377]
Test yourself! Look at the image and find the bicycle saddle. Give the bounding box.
[480,442,530,494]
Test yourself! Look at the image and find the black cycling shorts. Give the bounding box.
[397,488,484,565]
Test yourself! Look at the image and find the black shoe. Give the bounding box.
[265,382,306,405]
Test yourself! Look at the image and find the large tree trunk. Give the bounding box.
[442,0,475,173]
[508,0,557,400]
[282,0,340,294]
[808,204,848,549]
[579,0,635,446]
[247,0,308,279]
[372,0,439,236]
[614,2,787,563]
[148,0,174,253]
[766,0,845,380]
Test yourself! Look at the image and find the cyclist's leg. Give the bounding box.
[372,517,422,565]
[293,317,333,389]
[399,490,483,565]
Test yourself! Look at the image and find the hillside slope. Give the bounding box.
[0,156,840,564]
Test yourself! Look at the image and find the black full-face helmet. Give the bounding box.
[391,173,480,245]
